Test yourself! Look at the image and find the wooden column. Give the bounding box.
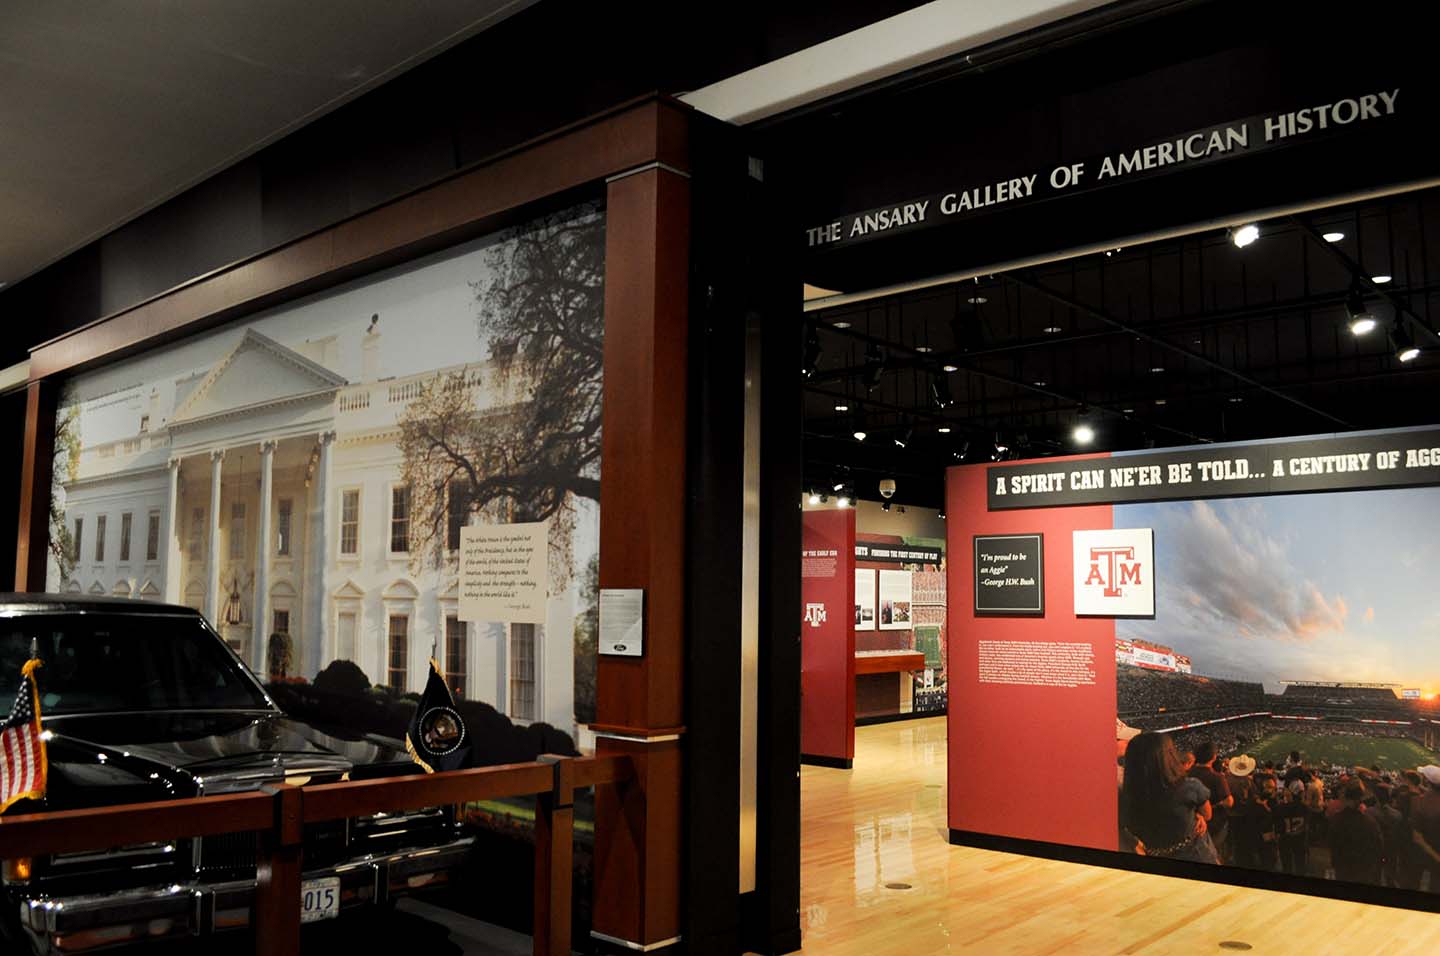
[14,380,56,591]
[591,158,690,952]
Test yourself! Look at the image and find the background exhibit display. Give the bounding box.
[948,426,1440,895]
[43,204,605,736]
[855,568,876,630]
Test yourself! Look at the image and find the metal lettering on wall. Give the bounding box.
[807,88,1403,250]
[987,427,1440,510]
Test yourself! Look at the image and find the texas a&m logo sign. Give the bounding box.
[1073,529,1154,616]
[803,603,828,628]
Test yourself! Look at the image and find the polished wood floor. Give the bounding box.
[799,717,1440,955]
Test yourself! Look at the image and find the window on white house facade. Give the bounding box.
[388,615,409,690]
[119,513,133,562]
[276,499,292,556]
[340,489,359,555]
[509,623,535,720]
[445,616,467,699]
[390,486,411,553]
[146,512,160,562]
[94,515,107,563]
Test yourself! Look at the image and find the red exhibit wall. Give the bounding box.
[946,454,1118,851]
[801,508,856,763]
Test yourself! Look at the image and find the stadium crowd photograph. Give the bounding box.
[1113,491,1440,890]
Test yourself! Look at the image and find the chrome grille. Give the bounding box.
[198,832,257,876]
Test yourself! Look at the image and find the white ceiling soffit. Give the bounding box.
[681,0,1116,125]
[0,0,537,287]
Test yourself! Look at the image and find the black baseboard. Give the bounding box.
[800,753,852,770]
[947,828,1440,913]
[855,710,943,727]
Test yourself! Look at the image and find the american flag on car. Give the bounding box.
[0,657,47,813]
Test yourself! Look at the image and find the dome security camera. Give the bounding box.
[878,478,896,499]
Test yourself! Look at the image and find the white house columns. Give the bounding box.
[205,448,224,624]
[253,439,276,672]
[303,431,334,677]
[162,457,181,604]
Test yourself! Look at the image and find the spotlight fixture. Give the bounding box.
[1150,366,1165,374]
[954,440,970,462]
[833,320,852,329]
[1072,407,1095,445]
[837,493,852,508]
[1042,325,1063,334]
[802,324,822,378]
[1033,380,1047,388]
[808,491,821,505]
[1154,398,1168,406]
[894,425,913,449]
[1346,288,1377,335]
[862,343,887,391]
[1230,223,1260,248]
[992,435,1009,461]
[915,345,933,353]
[1393,322,1421,363]
[930,374,954,409]
[834,403,850,412]
[1322,231,1345,243]
[881,500,892,512]
[853,425,868,442]
[1372,274,1393,284]
[1228,395,1245,404]
[937,426,952,434]
[938,508,946,520]
[967,295,988,305]
[942,363,959,373]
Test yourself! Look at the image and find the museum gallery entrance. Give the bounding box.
[788,180,1440,947]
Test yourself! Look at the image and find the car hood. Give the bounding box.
[35,711,417,810]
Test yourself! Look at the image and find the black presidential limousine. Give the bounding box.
[0,595,471,955]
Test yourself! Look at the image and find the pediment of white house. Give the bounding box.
[333,579,366,600]
[169,329,347,432]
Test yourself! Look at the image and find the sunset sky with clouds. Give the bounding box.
[1116,487,1440,693]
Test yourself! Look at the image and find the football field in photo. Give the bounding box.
[1251,730,1440,770]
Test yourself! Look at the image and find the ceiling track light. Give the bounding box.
[863,343,887,391]
[1392,321,1421,363]
[1322,231,1345,243]
[1230,223,1260,248]
[1346,286,1377,335]
[802,324,821,378]
[1072,407,1095,446]
[929,374,954,409]
[894,424,913,449]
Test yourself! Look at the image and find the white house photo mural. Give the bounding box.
[45,204,605,735]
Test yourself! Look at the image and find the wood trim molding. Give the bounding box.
[14,380,56,591]
[28,96,693,382]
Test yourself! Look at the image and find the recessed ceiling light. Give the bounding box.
[1372,274,1393,284]
[1042,326,1063,334]
[915,345,933,353]
[833,320,852,329]
[834,403,850,412]
[942,364,959,373]
[967,296,987,305]
[1322,231,1345,243]
[937,426,952,434]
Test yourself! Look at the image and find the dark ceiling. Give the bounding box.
[803,187,1440,507]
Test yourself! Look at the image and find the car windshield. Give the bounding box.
[0,613,271,715]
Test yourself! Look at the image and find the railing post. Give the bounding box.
[255,783,304,956]
[534,755,575,956]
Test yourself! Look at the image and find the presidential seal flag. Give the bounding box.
[1,658,47,813]
[406,659,469,773]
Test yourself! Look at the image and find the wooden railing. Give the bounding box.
[0,753,631,956]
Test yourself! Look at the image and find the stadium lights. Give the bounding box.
[1347,288,1377,335]
[1230,223,1260,248]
